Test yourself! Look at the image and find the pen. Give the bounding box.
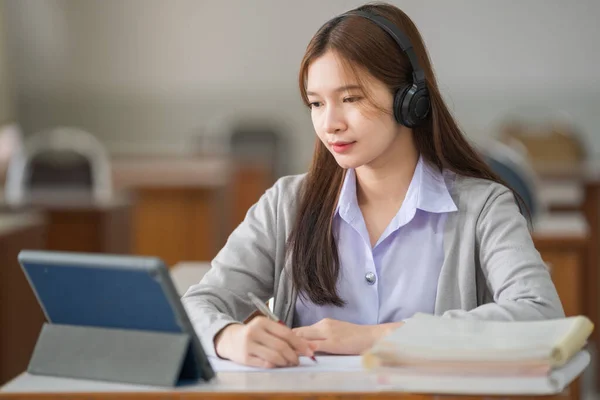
[247,292,317,363]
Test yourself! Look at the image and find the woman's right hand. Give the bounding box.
[214,316,315,368]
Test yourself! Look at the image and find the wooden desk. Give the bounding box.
[0,192,132,254]
[112,157,232,266]
[0,212,46,386]
[112,156,272,266]
[0,371,573,400]
[533,213,589,319]
[539,182,584,212]
[535,162,600,387]
[535,161,600,182]
[536,163,600,314]
[532,213,588,400]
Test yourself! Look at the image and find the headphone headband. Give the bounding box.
[343,11,426,84]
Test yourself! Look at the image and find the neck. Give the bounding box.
[355,132,419,207]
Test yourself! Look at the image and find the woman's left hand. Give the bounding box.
[292,318,395,355]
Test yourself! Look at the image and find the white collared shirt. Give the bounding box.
[294,155,458,326]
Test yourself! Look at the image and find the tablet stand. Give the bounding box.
[27,323,195,387]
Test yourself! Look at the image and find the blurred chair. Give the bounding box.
[0,123,24,186]
[229,123,286,181]
[196,115,288,230]
[498,120,586,168]
[4,127,113,205]
[480,139,544,222]
[197,115,288,180]
[0,123,23,164]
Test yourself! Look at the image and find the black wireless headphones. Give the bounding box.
[339,11,431,128]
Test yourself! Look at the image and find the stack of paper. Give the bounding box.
[362,313,594,394]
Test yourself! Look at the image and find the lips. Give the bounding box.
[330,141,356,154]
[329,141,354,146]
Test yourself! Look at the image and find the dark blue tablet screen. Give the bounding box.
[23,262,183,333]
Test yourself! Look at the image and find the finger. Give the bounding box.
[254,329,299,366]
[309,339,356,355]
[295,340,320,355]
[244,354,275,369]
[308,339,335,354]
[249,342,290,367]
[263,320,315,357]
[292,326,326,340]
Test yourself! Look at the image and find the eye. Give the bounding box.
[309,101,323,109]
[343,96,362,103]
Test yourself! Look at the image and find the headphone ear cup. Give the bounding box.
[410,85,431,123]
[393,85,411,126]
[394,83,430,128]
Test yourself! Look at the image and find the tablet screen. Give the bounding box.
[22,260,183,333]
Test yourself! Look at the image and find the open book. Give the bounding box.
[362,313,593,374]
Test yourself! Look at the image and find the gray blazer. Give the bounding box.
[182,172,565,356]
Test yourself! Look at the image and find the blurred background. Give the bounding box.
[0,0,599,396]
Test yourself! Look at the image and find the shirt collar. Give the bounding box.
[335,168,359,223]
[334,155,457,222]
[415,156,458,213]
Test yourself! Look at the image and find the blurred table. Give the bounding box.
[539,182,584,212]
[112,156,232,266]
[0,211,46,385]
[112,156,272,266]
[535,161,600,182]
[0,191,132,254]
[535,161,600,385]
[533,213,589,321]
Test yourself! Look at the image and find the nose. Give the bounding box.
[322,104,347,134]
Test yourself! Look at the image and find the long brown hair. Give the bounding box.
[287,2,514,307]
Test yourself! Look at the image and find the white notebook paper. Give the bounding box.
[208,355,363,372]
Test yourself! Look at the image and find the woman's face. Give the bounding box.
[306,50,404,170]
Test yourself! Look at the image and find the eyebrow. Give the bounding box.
[305,85,362,97]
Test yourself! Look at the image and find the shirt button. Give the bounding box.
[365,272,376,285]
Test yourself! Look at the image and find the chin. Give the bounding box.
[331,155,364,170]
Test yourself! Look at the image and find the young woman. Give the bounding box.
[182,2,564,369]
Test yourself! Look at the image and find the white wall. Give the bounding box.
[0,0,14,124]
[4,0,600,173]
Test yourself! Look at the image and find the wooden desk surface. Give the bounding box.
[535,160,600,183]
[0,190,132,211]
[0,371,569,400]
[531,213,588,323]
[0,211,45,236]
[535,177,600,390]
[532,212,589,248]
[0,191,133,255]
[112,156,233,189]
